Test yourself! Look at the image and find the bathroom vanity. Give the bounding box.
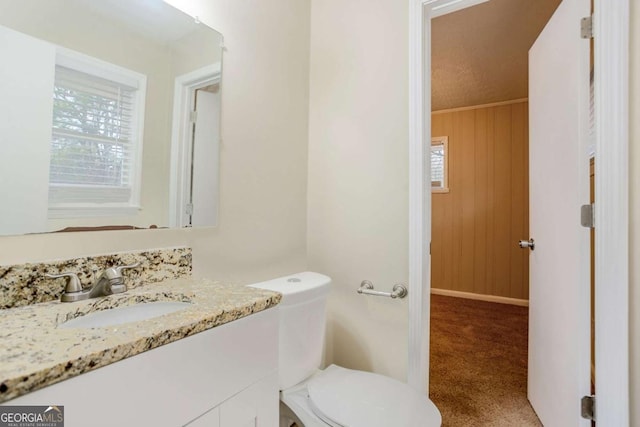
[0,269,281,427]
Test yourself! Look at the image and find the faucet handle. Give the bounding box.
[45,272,83,294]
[113,262,141,275]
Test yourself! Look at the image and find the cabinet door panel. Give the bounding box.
[186,407,220,427]
[220,373,279,427]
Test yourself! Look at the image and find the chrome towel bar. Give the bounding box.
[357,280,408,299]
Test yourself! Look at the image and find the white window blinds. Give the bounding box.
[48,53,145,216]
[430,136,448,192]
[431,144,445,186]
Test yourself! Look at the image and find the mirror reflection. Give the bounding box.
[0,0,222,236]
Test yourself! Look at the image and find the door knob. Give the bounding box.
[518,239,535,251]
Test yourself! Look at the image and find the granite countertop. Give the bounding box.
[0,278,281,403]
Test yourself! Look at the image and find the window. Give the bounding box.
[431,136,449,193]
[48,49,146,218]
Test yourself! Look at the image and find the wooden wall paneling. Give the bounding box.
[431,114,444,289]
[473,108,489,294]
[431,114,445,289]
[460,110,476,293]
[431,100,529,300]
[510,102,527,299]
[523,108,530,298]
[486,108,497,296]
[450,112,463,291]
[436,112,455,290]
[493,105,513,297]
[431,180,443,290]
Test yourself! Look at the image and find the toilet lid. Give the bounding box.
[307,365,442,427]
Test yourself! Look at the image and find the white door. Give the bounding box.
[527,0,591,425]
[190,88,220,227]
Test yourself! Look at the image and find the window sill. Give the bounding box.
[432,188,450,194]
[48,206,141,219]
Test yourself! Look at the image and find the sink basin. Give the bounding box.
[59,301,192,329]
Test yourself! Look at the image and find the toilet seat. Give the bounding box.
[282,365,442,427]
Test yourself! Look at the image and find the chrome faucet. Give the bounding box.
[46,262,141,302]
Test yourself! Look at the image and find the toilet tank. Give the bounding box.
[249,272,331,390]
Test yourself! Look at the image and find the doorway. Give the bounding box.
[407,0,630,424]
[169,64,221,228]
[427,1,555,423]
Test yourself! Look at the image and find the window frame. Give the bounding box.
[430,136,449,193]
[47,47,147,219]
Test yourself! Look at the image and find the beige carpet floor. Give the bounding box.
[430,294,542,426]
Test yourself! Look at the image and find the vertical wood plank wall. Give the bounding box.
[431,100,530,300]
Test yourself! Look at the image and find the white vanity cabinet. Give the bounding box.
[7,308,279,427]
[188,373,278,427]
[186,406,221,427]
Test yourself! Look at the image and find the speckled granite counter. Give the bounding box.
[0,277,281,403]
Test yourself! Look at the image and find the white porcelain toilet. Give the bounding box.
[249,272,442,427]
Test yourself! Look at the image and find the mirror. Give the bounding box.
[431,136,449,193]
[0,0,222,236]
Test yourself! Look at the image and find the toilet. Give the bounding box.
[249,272,442,427]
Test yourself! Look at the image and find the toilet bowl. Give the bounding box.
[249,272,442,427]
[280,365,441,427]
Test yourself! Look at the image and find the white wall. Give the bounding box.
[0,26,53,235]
[163,0,311,282]
[0,0,311,284]
[171,27,223,77]
[630,1,639,424]
[307,0,410,381]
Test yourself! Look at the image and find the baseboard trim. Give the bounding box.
[431,98,528,115]
[431,288,529,307]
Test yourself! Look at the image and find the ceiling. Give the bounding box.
[431,0,562,111]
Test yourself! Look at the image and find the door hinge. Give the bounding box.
[581,395,595,421]
[581,15,593,39]
[185,203,194,215]
[581,203,595,228]
[189,110,198,123]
